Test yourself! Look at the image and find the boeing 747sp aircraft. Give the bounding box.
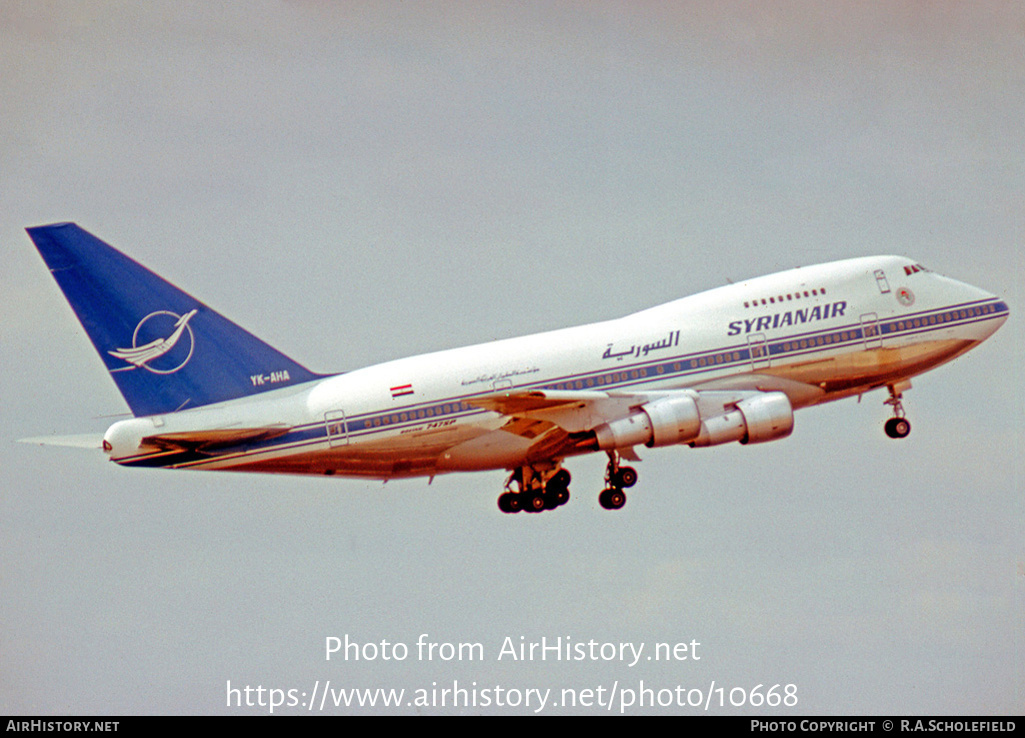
[24,223,1008,513]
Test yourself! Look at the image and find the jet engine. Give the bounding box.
[594,395,701,450]
[594,397,697,448]
[594,391,793,451]
[689,391,794,447]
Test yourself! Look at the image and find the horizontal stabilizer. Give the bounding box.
[141,425,292,452]
[18,433,105,449]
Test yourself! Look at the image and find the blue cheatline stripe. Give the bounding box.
[119,297,1007,469]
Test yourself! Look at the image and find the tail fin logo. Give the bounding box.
[108,309,197,374]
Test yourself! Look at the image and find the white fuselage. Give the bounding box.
[103,255,1007,478]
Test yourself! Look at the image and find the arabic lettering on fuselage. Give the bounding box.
[727,301,848,336]
[460,366,541,387]
[602,331,680,361]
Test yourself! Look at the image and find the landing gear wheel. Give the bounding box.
[884,417,911,439]
[523,491,547,513]
[544,486,570,509]
[549,468,571,489]
[544,488,569,510]
[613,466,637,489]
[544,468,571,509]
[498,491,521,514]
[599,487,627,510]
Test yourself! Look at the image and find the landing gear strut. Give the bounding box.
[883,384,911,439]
[599,451,637,510]
[498,465,571,514]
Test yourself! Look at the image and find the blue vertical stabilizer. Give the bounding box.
[27,222,323,416]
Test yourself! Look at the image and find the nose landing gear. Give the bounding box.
[883,383,911,439]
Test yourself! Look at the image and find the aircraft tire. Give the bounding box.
[599,487,626,510]
[523,491,547,513]
[613,466,638,488]
[498,492,521,513]
[549,468,571,488]
[545,487,569,509]
[884,417,911,439]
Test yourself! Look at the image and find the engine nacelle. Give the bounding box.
[690,391,794,447]
[594,396,701,450]
[737,391,794,444]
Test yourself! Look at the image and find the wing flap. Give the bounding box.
[467,389,642,434]
[500,416,559,440]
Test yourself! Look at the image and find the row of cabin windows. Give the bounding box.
[744,287,825,309]
[894,304,997,332]
[365,401,475,428]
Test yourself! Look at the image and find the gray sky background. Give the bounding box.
[1,1,1022,715]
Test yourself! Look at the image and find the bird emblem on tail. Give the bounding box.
[108,308,197,374]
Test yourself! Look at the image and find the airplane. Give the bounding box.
[22,222,1008,513]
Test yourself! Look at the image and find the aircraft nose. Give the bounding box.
[944,275,1009,340]
[935,271,1000,303]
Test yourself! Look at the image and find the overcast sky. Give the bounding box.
[1,1,1022,715]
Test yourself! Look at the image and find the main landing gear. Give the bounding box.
[883,383,911,439]
[498,466,571,514]
[496,452,640,513]
[599,450,637,510]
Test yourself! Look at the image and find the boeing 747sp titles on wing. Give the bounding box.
[23,223,1008,513]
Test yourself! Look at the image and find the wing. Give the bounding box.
[467,389,637,433]
[464,373,824,461]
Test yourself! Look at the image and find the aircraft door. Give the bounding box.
[748,333,770,370]
[860,313,882,349]
[325,409,348,447]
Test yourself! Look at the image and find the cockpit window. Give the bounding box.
[903,263,930,275]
